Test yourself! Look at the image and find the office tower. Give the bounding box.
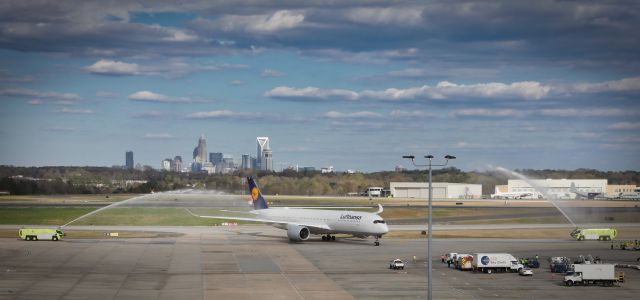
[173,156,182,172]
[193,134,208,163]
[209,152,223,165]
[241,154,251,169]
[161,158,172,171]
[125,151,134,169]
[256,137,272,171]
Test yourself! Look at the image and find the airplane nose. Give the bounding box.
[382,224,389,234]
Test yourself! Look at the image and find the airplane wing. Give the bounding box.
[185,209,332,231]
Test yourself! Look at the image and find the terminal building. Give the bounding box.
[390,182,482,199]
[505,179,608,199]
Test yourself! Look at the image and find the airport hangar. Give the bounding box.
[389,182,482,199]
[496,179,633,199]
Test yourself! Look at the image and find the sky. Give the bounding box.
[0,0,639,172]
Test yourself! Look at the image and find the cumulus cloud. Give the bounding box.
[217,10,305,33]
[451,109,526,118]
[345,7,424,26]
[323,111,383,119]
[85,59,246,78]
[128,91,192,103]
[85,59,140,76]
[265,86,359,101]
[266,80,551,102]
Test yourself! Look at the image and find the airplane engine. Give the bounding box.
[287,225,310,241]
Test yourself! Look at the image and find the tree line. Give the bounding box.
[0,165,638,196]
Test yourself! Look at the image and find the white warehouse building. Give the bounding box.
[507,179,607,199]
[390,182,482,199]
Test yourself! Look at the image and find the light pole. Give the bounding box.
[402,154,456,300]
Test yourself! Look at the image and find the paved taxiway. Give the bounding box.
[1,225,639,299]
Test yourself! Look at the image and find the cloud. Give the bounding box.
[261,69,285,77]
[230,80,243,86]
[143,133,175,140]
[266,80,551,102]
[539,108,640,117]
[128,91,192,103]
[345,7,424,26]
[55,107,94,114]
[451,109,526,118]
[323,111,383,119]
[96,91,116,97]
[187,110,261,120]
[44,126,77,132]
[131,110,171,119]
[566,77,640,94]
[217,10,305,33]
[85,59,247,78]
[85,59,140,76]
[0,88,81,101]
[265,86,359,101]
[28,99,44,105]
[389,110,433,118]
[608,122,640,130]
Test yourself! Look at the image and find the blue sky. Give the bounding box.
[1,1,639,172]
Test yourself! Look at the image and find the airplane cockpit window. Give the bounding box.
[373,220,385,224]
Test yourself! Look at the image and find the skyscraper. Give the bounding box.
[125,151,134,169]
[256,137,273,171]
[173,156,182,172]
[241,154,251,169]
[193,135,208,163]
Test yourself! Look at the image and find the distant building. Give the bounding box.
[299,166,316,172]
[173,156,182,172]
[161,158,172,171]
[321,166,334,174]
[202,162,215,174]
[241,154,251,169]
[256,137,273,171]
[193,134,208,163]
[390,182,482,199]
[209,152,223,165]
[125,151,134,169]
[221,155,235,174]
[395,165,406,172]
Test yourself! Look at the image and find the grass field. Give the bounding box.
[385,227,640,239]
[0,229,182,239]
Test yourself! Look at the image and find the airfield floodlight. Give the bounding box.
[402,153,456,300]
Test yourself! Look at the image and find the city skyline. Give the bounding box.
[1,1,639,172]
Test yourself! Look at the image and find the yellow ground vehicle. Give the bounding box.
[19,228,65,241]
[570,228,617,241]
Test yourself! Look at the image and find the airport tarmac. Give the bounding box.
[0,225,639,299]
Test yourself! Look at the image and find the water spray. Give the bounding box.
[492,166,577,227]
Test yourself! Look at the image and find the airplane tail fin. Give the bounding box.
[570,182,577,193]
[248,177,268,210]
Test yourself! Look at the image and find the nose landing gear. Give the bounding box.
[374,235,380,246]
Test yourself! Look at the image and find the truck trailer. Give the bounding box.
[564,264,621,286]
[570,228,617,241]
[472,253,524,274]
[19,228,65,241]
[456,254,474,270]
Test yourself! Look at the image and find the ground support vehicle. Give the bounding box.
[564,264,622,287]
[19,228,65,241]
[456,254,473,270]
[519,268,533,276]
[389,259,405,270]
[550,257,571,273]
[472,253,524,274]
[570,228,617,241]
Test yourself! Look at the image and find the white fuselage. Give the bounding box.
[254,208,389,237]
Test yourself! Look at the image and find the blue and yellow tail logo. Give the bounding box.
[247,177,268,210]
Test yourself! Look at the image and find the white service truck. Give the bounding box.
[472,253,524,274]
[564,264,621,287]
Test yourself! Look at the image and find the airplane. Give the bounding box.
[187,177,389,246]
[569,182,609,199]
[490,191,534,199]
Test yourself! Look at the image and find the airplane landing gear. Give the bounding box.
[322,234,336,241]
[374,236,380,246]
